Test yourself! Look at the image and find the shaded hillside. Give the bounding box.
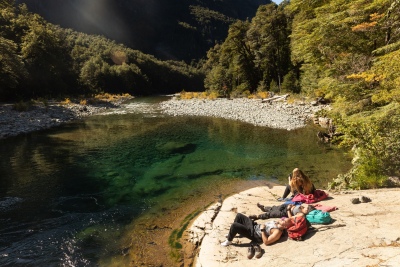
[0,2,205,101]
[16,0,271,61]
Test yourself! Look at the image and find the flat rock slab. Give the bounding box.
[191,185,400,267]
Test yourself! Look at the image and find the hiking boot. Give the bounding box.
[257,203,267,211]
[351,198,360,204]
[361,196,371,203]
[247,245,255,259]
[254,244,262,259]
[221,240,232,246]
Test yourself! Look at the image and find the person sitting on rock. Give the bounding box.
[277,168,316,201]
[249,203,315,220]
[220,213,291,259]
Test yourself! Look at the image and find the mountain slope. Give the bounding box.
[16,0,271,61]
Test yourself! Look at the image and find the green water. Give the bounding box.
[0,97,352,266]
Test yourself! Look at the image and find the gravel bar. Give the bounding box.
[0,99,128,139]
[159,98,327,130]
[0,97,328,140]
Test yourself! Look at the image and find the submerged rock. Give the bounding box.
[156,141,197,155]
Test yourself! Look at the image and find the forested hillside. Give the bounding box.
[15,0,270,62]
[0,0,205,100]
[203,0,400,189]
[288,0,399,190]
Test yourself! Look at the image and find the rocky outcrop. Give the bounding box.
[190,185,400,267]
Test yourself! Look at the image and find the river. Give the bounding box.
[0,96,352,266]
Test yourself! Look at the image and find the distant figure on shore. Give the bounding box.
[277,168,316,201]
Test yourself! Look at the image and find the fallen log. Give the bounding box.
[261,94,290,103]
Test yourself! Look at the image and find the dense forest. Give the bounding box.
[15,0,270,61]
[1,0,399,189]
[0,0,208,99]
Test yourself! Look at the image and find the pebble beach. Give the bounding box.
[160,97,328,130]
[0,99,127,139]
[0,96,328,140]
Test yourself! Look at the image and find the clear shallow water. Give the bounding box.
[0,97,352,266]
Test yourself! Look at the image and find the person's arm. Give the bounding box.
[287,209,293,218]
[260,227,282,245]
[287,204,294,218]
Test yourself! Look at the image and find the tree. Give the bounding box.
[79,56,109,93]
[247,4,292,91]
[281,70,300,93]
[204,3,294,96]
[0,37,27,100]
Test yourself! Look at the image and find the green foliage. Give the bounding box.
[204,65,232,97]
[0,2,205,101]
[12,100,33,111]
[189,5,233,24]
[0,36,27,97]
[370,49,400,105]
[0,0,13,9]
[333,104,400,189]
[204,3,293,96]
[282,0,400,189]
[257,80,268,92]
[269,80,279,93]
[281,70,300,93]
[18,0,264,62]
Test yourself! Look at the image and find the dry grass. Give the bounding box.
[58,93,132,105]
[247,91,270,99]
[94,93,132,102]
[179,91,218,100]
[60,98,71,105]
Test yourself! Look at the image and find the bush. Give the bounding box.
[281,71,300,93]
[12,100,33,112]
[269,80,279,93]
[333,103,400,189]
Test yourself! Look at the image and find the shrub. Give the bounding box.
[60,98,71,105]
[333,103,400,189]
[12,100,33,111]
[281,70,300,93]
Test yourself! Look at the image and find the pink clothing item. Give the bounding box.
[312,203,338,212]
[292,190,329,204]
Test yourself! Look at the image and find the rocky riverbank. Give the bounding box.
[0,97,131,139]
[159,97,329,130]
[1,95,330,140]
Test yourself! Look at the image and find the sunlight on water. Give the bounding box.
[0,97,352,266]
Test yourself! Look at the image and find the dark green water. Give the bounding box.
[0,97,352,266]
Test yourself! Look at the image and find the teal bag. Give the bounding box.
[306,209,332,224]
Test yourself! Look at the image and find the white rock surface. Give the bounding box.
[190,185,400,267]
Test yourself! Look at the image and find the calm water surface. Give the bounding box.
[0,97,352,266]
